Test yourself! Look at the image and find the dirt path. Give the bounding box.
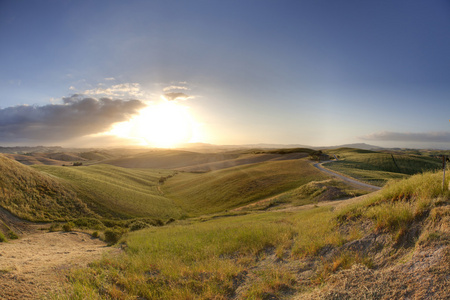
[313,161,381,191]
[0,230,111,299]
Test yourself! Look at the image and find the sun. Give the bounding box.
[136,101,196,147]
[109,99,201,148]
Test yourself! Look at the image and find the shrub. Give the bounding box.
[63,222,75,232]
[49,223,60,232]
[166,217,176,225]
[92,231,99,238]
[74,218,105,230]
[104,228,125,245]
[7,231,18,240]
[0,232,7,242]
[129,220,150,232]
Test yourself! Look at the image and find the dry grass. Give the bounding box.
[164,159,329,215]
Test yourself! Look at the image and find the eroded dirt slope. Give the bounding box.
[0,231,111,299]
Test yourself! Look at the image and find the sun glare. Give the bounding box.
[109,100,201,148]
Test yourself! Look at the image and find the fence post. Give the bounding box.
[443,155,447,192]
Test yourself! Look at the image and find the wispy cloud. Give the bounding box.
[104,77,116,81]
[0,95,146,144]
[360,131,450,143]
[83,83,143,98]
[162,92,192,101]
[163,85,189,92]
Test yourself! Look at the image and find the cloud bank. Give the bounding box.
[360,131,450,143]
[0,95,146,144]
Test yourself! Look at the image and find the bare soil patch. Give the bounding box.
[0,231,111,299]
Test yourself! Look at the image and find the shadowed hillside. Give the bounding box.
[100,148,315,172]
[0,154,94,222]
[163,159,329,215]
[33,164,183,219]
[100,149,241,169]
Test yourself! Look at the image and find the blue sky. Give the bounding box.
[1,0,450,148]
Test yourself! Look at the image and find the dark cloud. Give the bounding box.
[162,92,192,101]
[360,131,450,143]
[0,95,146,144]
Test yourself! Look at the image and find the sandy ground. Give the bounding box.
[0,230,110,299]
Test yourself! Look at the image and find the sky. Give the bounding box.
[1,0,450,149]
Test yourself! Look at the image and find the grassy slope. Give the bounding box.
[100,149,240,169]
[59,170,450,300]
[0,154,93,222]
[324,148,441,186]
[33,164,182,219]
[163,159,329,215]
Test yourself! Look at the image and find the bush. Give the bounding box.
[129,220,150,232]
[104,228,125,245]
[0,232,7,242]
[63,222,75,232]
[74,218,105,230]
[49,223,60,232]
[92,231,99,238]
[8,231,18,240]
[166,217,176,225]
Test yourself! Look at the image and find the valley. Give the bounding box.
[0,146,448,299]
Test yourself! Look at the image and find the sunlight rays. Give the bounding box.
[109,99,201,148]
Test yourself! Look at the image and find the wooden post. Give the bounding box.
[443,155,447,192]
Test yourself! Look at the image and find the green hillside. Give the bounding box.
[61,169,450,299]
[0,154,93,222]
[33,164,182,219]
[324,148,441,186]
[101,149,239,169]
[163,159,329,215]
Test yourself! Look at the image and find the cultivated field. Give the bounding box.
[324,148,441,186]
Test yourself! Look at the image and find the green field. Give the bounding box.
[324,148,442,186]
[33,164,182,219]
[0,154,92,221]
[59,206,344,299]
[1,148,449,298]
[163,159,329,215]
[58,169,450,299]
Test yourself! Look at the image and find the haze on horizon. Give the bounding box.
[1,1,450,149]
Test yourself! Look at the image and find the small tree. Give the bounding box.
[309,150,324,162]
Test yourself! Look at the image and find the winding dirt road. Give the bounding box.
[313,161,381,191]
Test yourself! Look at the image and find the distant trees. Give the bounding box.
[308,150,329,162]
[72,162,83,166]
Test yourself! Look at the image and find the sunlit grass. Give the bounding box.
[58,207,349,299]
[51,168,450,299]
[324,148,441,186]
[337,170,450,239]
[0,154,92,222]
[164,159,329,215]
[33,164,182,219]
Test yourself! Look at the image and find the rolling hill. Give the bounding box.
[324,148,442,186]
[33,164,182,219]
[163,158,330,215]
[0,154,94,222]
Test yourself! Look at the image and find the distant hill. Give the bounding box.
[99,148,315,171]
[318,143,383,150]
[179,142,382,152]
